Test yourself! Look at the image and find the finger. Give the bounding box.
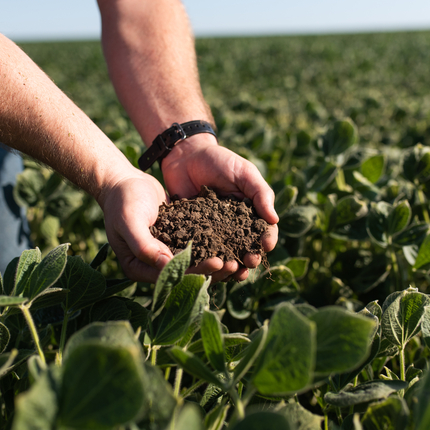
[209,260,239,283]
[186,257,224,275]
[261,224,278,253]
[243,253,262,269]
[231,267,249,282]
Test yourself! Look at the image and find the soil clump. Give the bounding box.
[150,186,268,267]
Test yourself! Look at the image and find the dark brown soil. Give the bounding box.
[150,186,268,267]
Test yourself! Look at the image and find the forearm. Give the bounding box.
[0,33,135,202]
[97,0,214,145]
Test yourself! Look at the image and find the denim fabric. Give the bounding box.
[0,145,32,274]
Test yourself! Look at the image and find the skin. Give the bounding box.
[0,0,278,284]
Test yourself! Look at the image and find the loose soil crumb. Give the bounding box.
[150,186,268,267]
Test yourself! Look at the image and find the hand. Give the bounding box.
[97,169,174,283]
[161,134,279,283]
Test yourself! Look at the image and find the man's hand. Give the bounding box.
[161,134,279,283]
[97,170,174,283]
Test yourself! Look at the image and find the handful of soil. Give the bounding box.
[150,186,268,267]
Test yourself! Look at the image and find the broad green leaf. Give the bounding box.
[403,144,430,184]
[152,242,191,318]
[252,303,316,395]
[322,119,358,157]
[366,201,391,247]
[2,257,19,296]
[387,200,411,237]
[136,363,177,429]
[227,283,254,320]
[394,223,429,248]
[280,206,318,238]
[230,411,292,430]
[39,215,60,245]
[284,257,309,279]
[101,277,135,300]
[324,380,407,407]
[419,305,430,348]
[309,306,376,377]
[365,300,383,321]
[201,310,226,374]
[188,333,250,355]
[381,287,430,347]
[173,404,204,430]
[59,256,106,311]
[233,324,268,384]
[15,248,42,296]
[168,346,226,389]
[27,244,69,300]
[30,288,68,310]
[46,189,83,219]
[275,185,298,217]
[413,234,430,270]
[13,168,45,207]
[253,265,295,298]
[12,366,61,430]
[90,297,132,324]
[415,369,430,430]
[152,274,209,345]
[329,195,368,231]
[59,343,146,429]
[361,154,385,184]
[307,160,338,192]
[361,397,409,430]
[0,296,28,306]
[0,322,10,353]
[278,402,324,430]
[64,321,140,358]
[89,243,110,269]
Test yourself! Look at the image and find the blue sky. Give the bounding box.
[2,0,430,41]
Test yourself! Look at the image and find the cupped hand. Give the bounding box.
[161,134,279,283]
[97,169,174,283]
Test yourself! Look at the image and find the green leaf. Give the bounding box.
[40,215,60,245]
[413,234,430,270]
[152,274,209,346]
[233,324,268,384]
[387,200,411,237]
[204,400,230,430]
[418,305,430,348]
[275,185,298,217]
[90,297,132,324]
[173,404,204,430]
[13,168,45,207]
[2,257,19,296]
[366,201,391,247]
[284,257,309,279]
[59,344,146,429]
[15,248,42,296]
[201,310,226,374]
[59,256,106,311]
[27,244,69,300]
[60,321,146,429]
[361,154,385,184]
[393,223,429,248]
[322,119,358,157]
[381,287,430,347]
[362,397,410,430]
[152,242,191,318]
[0,322,10,353]
[168,346,226,389]
[329,195,368,231]
[277,402,324,430]
[309,306,376,377]
[307,160,338,192]
[403,144,430,184]
[252,303,316,395]
[280,206,318,238]
[415,369,430,430]
[89,243,110,269]
[0,296,29,306]
[230,411,292,430]
[324,380,408,407]
[12,366,61,430]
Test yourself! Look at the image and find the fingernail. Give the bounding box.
[155,254,171,270]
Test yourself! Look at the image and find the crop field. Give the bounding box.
[2,31,430,428]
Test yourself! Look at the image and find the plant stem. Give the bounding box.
[418,188,430,224]
[181,380,206,398]
[151,346,158,366]
[165,366,171,381]
[174,367,184,398]
[58,310,70,364]
[229,388,245,420]
[20,305,46,367]
[399,345,406,397]
[389,246,400,291]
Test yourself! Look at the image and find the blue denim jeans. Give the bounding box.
[0,145,32,274]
